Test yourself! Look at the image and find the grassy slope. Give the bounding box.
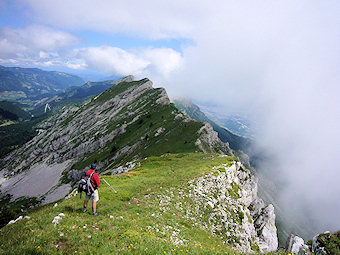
[0,153,245,255]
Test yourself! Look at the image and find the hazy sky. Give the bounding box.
[1,0,339,235]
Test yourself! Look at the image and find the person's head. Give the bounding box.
[91,163,96,170]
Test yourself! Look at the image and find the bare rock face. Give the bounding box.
[0,160,73,205]
[187,160,278,253]
[121,75,134,83]
[155,87,171,105]
[253,204,278,252]
[195,123,233,155]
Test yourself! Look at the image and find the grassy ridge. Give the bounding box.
[0,153,244,254]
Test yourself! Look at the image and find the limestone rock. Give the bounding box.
[253,204,278,252]
[188,161,278,253]
[195,123,233,155]
[286,234,309,254]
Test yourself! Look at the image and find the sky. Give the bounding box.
[1,0,340,237]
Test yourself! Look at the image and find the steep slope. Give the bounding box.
[0,77,132,159]
[0,65,84,103]
[0,78,232,205]
[0,154,278,254]
[173,98,252,152]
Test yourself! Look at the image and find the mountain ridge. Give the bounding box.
[0,77,232,205]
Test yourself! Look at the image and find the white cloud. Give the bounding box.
[20,0,208,39]
[138,47,183,80]
[164,1,340,236]
[73,46,183,79]
[75,46,150,76]
[0,24,183,79]
[0,25,79,58]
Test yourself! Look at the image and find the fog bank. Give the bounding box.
[163,1,340,236]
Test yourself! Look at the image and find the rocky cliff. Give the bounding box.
[156,158,278,253]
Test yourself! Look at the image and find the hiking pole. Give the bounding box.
[102,177,117,193]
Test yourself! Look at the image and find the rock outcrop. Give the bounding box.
[157,158,278,253]
[312,231,340,255]
[195,123,234,155]
[284,231,340,254]
[286,234,309,254]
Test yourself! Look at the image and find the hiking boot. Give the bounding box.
[93,212,101,216]
[83,208,87,213]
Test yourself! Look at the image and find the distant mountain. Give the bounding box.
[173,98,252,153]
[61,79,126,100]
[68,70,122,83]
[0,65,84,103]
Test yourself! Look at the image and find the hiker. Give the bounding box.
[83,163,101,216]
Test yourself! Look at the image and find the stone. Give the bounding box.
[286,234,309,254]
[188,161,278,253]
[255,204,278,252]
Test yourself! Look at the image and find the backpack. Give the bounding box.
[78,172,95,199]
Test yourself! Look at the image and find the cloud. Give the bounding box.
[20,0,208,39]
[137,47,183,79]
[74,46,183,79]
[74,46,149,76]
[0,25,183,78]
[164,0,340,236]
[0,25,79,58]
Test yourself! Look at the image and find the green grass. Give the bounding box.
[0,153,243,255]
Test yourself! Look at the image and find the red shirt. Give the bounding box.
[86,169,100,189]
